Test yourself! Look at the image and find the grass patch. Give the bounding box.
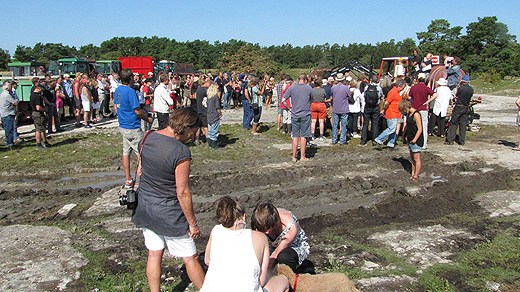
[472,77,520,96]
[0,130,122,175]
[419,231,520,291]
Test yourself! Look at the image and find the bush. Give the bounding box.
[478,69,502,84]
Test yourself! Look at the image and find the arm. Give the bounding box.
[204,232,212,266]
[244,87,251,103]
[134,108,153,124]
[270,210,298,261]
[411,112,423,144]
[516,97,520,109]
[259,233,271,287]
[424,93,438,105]
[175,159,200,238]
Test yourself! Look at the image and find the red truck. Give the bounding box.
[118,56,153,76]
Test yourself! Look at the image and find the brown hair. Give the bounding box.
[216,196,245,228]
[398,99,412,114]
[168,107,202,135]
[251,202,280,232]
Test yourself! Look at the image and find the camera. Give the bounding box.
[119,189,138,210]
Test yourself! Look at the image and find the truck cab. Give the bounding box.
[48,57,95,77]
[96,60,122,75]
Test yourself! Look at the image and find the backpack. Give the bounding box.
[364,84,379,107]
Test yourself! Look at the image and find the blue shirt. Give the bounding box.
[283,83,312,118]
[331,83,350,114]
[114,85,141,129]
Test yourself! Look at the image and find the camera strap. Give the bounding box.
[134,130,156,184]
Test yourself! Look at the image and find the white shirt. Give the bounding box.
[153,83,173,114]
[349,88,362,113]
[433,86,453,117]
[201,225,262,292]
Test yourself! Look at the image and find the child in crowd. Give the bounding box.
[280,95,292,135]
[205,84,222,149]
[251,202,312,274]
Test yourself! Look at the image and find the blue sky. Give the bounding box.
[2,0,518,57]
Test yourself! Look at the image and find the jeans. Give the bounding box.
[361,107,380,144]
[208,120,220,141]
[375,118,398,147]
[242,99,253,129]
[2,115,15,146]
[331,113,348,144]
[222,92,231,109]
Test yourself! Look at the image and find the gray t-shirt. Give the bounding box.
[0,90,17,118]
[311,87,327,103]
[283,83,312,118]
[132,132,192,237]
[206,95,221,125]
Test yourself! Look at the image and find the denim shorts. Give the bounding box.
[291,114,311,138]
[408,142,423,153]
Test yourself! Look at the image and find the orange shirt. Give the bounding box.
[385,87,402,119]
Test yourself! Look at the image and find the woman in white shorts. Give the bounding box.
[132,108,204,291]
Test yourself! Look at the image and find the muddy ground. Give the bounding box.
[0,94,519,291]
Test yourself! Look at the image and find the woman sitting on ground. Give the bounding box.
[201,196,289,292]
[251,202,311,273]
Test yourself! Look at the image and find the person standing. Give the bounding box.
[205,84,222,149]
[113,68,153,189]
[374,79,407,149]
[0,81,18,149]
[310,80,328,141]
[132,108,205,292]
[424,78,452,137]
[361,76,384,145]
[445,75,474,146]
[409,73,436,149]
[446,57,462,91]
[282,73,312,162]
[153,74,174,130]
[399,99,424,181]
[9,80,22,144]
[30,85,49,149]
[195,78,211,144]
[330,73,350,145]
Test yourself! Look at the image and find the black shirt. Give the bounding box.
[30,91,44,112]
[196,86,207,114]
[405,111,424,147]
[456,85,474,106]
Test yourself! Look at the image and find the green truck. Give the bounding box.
[48,57,95,77]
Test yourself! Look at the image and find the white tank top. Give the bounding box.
[201,225,263,292]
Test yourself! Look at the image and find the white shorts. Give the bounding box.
[82,101,91,112]
[142,228,196,258]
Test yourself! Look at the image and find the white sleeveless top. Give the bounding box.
[201,225,263,292]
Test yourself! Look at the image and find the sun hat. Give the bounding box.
[327,76,334,82]
[436,78,448,86]
[418,73,426,80]
[322,79,328,86]
[335,73,345,81]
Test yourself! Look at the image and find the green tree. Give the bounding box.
[218,44,279,76]
[0,48,11,70]
[416,19,462,55]
[457,16,516,76]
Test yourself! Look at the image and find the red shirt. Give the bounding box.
[385,87,402,119]
[409,83,434,111]
[143,85,151,105]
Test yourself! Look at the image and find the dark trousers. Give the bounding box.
[276,248,300,272]
[156,112,169,130]
[348,112,360,135]
[361,107,380,144]
[429,113,446,136]
[447,104,469,143]
[47,105,60,133]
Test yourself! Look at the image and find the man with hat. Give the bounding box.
[409,72,436,149]
[424,77,452,137]
[0,81,18,148]
[330,73,350,144]
[445,75,473,146]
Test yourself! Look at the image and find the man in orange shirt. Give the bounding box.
[374,79,406,149]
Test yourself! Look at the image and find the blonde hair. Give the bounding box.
[206,83,219,99]
[349,79,357,88]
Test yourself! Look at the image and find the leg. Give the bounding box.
[428,113,437,135]
[439,115,446,137]
[331,114,339,143]
[300,137,307,160]
[122,154,131,182]
[291,138,298,160]
[419,110,429,147]
[340,114,348,144]
[412,152,422,179]
[361,112,370,143]
[319,118,325,137]
[311,118,317,138]
[146,249,164,292]
[458,108,469,144]
[409,150,416,178]
[264,275,290,292]
[181,254,205,289]
[277,248,300,272]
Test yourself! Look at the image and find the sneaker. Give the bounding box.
[444,141,454,145]
[373,140,383,148]
[352,133,361,139]
[84,125,92,129]
[319,136,327,142]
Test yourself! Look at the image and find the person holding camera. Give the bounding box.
[131,107,204,292]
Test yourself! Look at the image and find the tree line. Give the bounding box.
[1,17,518,79]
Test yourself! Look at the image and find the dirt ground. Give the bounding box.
[0,94,519,291]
